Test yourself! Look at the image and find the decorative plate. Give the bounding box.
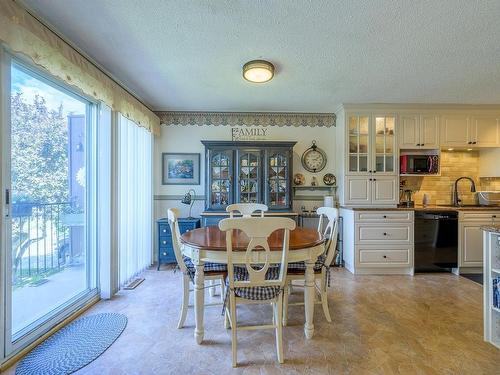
[293,173,305,186]
[323,173,336,186]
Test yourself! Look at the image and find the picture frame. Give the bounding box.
[162,153,200,185]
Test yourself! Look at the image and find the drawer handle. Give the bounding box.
[383,215,387,218]
[493,215,497,218]
[162,252,167,256]
[162,241,167,245]
[383,232,387,236]
[383,255,387,258]
[162,229,166,233]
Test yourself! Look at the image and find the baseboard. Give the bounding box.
[459,267,483,274]
[0,295,100,372]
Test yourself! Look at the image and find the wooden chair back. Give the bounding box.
[167,208,188,274]
[219,217,296,290]
[226,203,268,218]
[316,207,339,267]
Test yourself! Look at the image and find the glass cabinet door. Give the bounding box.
[374,116,396,173]
[209,150,233,209]
[237,150,261,203]
[266,150,290,209]
[348,115,370,173]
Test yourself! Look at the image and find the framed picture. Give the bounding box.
[162,153,200,185]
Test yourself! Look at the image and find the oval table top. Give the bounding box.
[180,225,324,251]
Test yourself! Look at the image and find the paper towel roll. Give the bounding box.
[323,195,334,208]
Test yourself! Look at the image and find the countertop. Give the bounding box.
[481,225,500,234]
[340,205,500,212]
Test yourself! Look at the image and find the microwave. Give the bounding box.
[400,154,439,175]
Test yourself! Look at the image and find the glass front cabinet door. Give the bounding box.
[236,149,261,204]
[207,149,233,210]
[202,141,295,212]
[265,149,291,210]
[374,116,396,174]
[348,115,370,173]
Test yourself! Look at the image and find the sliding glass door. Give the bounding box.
[2,55,98,355]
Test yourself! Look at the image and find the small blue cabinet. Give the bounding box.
[157,217,200,270]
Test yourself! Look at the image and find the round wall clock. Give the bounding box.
[301,140,327,173]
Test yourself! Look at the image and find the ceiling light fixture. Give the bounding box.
[243,60,274,83]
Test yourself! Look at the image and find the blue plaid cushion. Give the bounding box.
[287,254,327,272]
[183,256,227,281]
[226,266,281,301]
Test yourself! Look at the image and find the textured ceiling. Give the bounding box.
[22,0,500,112]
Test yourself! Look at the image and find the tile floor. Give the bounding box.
[7,266,500,374]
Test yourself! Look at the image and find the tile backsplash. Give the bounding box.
[400,150,500,206]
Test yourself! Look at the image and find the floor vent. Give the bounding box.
[123,278,145,290]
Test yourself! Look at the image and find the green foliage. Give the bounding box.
[11,92,69,203]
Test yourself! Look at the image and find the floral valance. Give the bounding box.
[157,111,336,128]
[0,1,160,135]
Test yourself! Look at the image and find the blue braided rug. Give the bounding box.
[16,313,127,375]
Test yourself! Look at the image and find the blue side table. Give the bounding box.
[157,217,201,270]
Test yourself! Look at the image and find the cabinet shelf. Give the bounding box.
[293,185,337,191]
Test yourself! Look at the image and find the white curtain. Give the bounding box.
[118,114,153,286]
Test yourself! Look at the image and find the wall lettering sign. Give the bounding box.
[231,127,268,141]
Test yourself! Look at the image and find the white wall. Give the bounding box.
[153,124,337,225]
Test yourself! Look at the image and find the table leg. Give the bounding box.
[194,261,205,344]
[304,259,315,339]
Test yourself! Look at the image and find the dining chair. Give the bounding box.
[219,217,296,367]
[283,207,339,325]
[226,203,268,218]
[167,208,227,329]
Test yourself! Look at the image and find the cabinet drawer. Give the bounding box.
[356,211,413,223]
[158,224,170,236]
[459,211,500,222]
[356,224,412,243]
[159,237,172,248]
[358,248,411,266]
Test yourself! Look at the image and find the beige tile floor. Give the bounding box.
[7,267,500,374]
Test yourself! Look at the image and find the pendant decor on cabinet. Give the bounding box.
[301,140,327,173]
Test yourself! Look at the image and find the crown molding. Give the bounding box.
[156,111,336,127]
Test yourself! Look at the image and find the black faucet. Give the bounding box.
[453,177,476,206]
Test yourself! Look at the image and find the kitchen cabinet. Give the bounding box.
[399,114,439,149]
[340,208,414,275]
[440,114,500,148]
[440,114,470,147]
[471,116,500,147]
[202,140,295,213]
[458,211,500,270]
[344,114,398,206]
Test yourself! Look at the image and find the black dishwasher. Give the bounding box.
[414,211,458,272]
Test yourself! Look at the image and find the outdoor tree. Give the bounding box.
[11,92,69,204]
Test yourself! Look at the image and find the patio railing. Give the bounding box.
[11,202,81,286]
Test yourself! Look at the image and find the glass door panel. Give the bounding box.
[267,151,289,209]
[209,150,232,208]
[9,62,92,339]
[237,150,260,204]
[374,116,396,173]
[348,115,370,173]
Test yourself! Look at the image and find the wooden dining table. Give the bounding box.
[180,225,325,344]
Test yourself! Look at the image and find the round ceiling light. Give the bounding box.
[243,60,275,83]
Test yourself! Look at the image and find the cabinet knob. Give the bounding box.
[383,232,387,236]
[369,178,372,181]
[383,215,387,218]
[162,229,166,233]
[373,178,377,181]
[162,252,167,256]
[383,255,387,258]
[421,143,425,146]
[416,144,420,146]
[162,241,166,245]
[468,141,472,144]
[493,215,497,218]
[473,141,477,144]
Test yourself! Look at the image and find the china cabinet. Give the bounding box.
[201,141,296,225]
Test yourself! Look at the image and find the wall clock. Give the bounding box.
[301,140,327,173]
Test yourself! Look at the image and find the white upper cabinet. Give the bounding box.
[420,115,440,149]
[471,116,499,147]
[399,114,439,149]
[440,114,470,147]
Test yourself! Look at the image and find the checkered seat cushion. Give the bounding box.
[225,265,282,301]
[287,254,328,273]
[183,256,227,281]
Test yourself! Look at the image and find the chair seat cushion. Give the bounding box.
[226,266,281,301]
[183,256,227,280]
[287,254,327,273]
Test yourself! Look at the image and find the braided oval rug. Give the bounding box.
[16,313,127,375]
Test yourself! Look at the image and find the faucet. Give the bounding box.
[453,177,476,206]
